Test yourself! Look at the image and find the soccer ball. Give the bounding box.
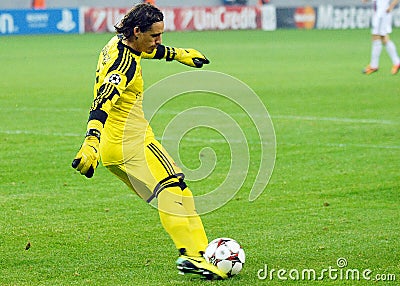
[204,237,245,277]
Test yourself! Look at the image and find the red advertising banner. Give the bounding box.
[82,6,262,33]
[162,6,261,31]
[83,7,127,33]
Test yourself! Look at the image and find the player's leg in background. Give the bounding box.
[382,35,400,74]
[364,14,383,73]
[384,37,399,63]
[363,34,381,74]
[370,34,383,69]
[381,13,400,74]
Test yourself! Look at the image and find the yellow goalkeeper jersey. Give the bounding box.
[89,35,155,166]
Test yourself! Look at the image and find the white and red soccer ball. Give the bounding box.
[204,237,245,277]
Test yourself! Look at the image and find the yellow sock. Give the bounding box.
[182,188,208,254]
[157,186,208,257]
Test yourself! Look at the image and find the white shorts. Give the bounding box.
[371,12,392,35]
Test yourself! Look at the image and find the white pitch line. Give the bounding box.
[0,130,81,137]
[0,107,87,113]
[1,130,399,150]
[2,106,398,125]
[284,142,400,150]
[332,143,400,150]
[272,115,397,125]
[153,109,399,125]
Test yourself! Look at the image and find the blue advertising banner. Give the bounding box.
[0,8,80,36]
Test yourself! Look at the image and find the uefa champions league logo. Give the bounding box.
[124,70,276,215]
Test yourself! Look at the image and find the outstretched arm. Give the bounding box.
[142,45,210,68]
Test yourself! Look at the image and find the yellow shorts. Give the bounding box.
[106,138,185,203]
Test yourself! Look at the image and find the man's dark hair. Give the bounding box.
[115,3,163,39]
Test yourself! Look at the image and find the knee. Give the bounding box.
[157,186,186,215]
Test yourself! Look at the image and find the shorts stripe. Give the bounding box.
[147,143,175,176]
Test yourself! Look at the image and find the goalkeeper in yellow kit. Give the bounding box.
[71,3,227,280]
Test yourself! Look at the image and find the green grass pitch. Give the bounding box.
[0,28,399,285]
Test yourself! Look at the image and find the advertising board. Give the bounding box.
[0,8,80,35]
[83,6,262,33]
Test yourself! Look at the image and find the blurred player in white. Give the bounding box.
[363,0,400,75]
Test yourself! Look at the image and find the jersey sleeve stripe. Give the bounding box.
[107,47,136,85]
[91,82,120,111]
[125,58,137,84]
[107,45,125,75]
[119,49,130,74]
